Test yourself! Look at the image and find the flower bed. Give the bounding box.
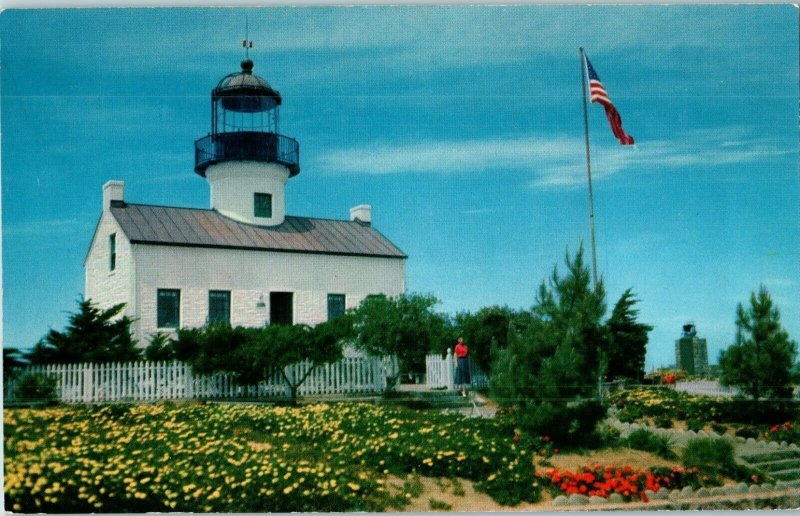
[540,464,702,502]
[610,388,800,442]
[4,402,542,512]
[609,388,726,423]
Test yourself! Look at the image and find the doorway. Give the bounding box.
[270,292,293,325]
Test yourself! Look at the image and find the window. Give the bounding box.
[327,294,346,321]
[270,292,293,325]
[157,289,180,328]
[109,233,116,271]
[254,193,272,218]
[208,290,231,325]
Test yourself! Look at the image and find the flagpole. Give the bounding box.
[580,47,599,289]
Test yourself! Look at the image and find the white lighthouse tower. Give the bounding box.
[194,57,300,226]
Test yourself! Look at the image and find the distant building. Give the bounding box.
[675,323,709,376]
[85,57,406,344]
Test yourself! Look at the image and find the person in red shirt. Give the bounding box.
[454,337,471,396]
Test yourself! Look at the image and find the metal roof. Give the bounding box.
[109,202,407,259]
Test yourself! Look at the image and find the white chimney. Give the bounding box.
[349,204,372,225]
[103,180,124,211]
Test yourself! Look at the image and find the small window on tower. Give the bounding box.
[254,193,272,218]
[109,233,116,271]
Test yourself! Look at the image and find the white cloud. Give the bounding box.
[312,126,793,189]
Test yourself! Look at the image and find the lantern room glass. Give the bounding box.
[213,99,279,135]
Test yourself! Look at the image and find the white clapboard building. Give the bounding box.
[85,57,406,344]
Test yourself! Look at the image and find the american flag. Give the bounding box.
[585,56,634,145]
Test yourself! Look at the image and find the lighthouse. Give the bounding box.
[85,52,405,342]
[194,57,300,226]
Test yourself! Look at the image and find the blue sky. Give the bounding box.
[2,6,798,370]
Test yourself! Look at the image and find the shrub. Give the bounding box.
[16,373,58,403]
[682,438,734,469]
[591,424,622,448]
[654,415,673,429]
[622,429,676,460]
[710,423,728,435]
[144,332,175,361]
[428,499,452,510]
[765,421,800,444]
[686,419,705,432]
[681,438,757,484]
[735,426,760,439]
[520,400,608,447]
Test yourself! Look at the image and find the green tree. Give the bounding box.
[3,348,28,382]
[26,298,139,364]
[144,332,176,361]
[176,316,354,403]
[605,289,653,382]
[452,306,521,373]
[352,293,451,377]
[490,247,608,446]
[719,285,797,402]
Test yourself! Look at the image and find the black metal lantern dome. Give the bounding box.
[195,58,300,177]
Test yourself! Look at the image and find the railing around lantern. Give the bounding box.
[194,131,300,176]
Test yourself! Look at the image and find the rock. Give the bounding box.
[651,489,669,500]
[668,489,682,500]
[697,430,708,438]
[746,437,757,445]
[768,441,779,448]
[780,441,788,448]
[680,486,694,497]
[609,493,625,504]
[710,487,724,496]
[552,495,570,506]
[687,430,697,437]
[568,494,590,505]
[736,483,749,494]
[736,436,746,443]
[776,480,789,490]
[749,484,765,494]
[721,486,737,496]
[589,496,608,505]
[790,443,798,450]
[762,483,774,491]
[630,423,641,430]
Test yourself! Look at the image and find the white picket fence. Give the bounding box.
[4,357,394,404]
[426,349,489,391]
[675,380,739,397]
[675,380,800,398]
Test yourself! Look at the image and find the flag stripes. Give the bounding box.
[584,54,634,145]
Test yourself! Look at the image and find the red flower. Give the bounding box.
[513,434,520,443]
[543,435,551,442]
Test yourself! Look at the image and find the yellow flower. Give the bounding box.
[347,482,361,491]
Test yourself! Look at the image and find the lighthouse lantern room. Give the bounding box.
[194,57,300,226]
